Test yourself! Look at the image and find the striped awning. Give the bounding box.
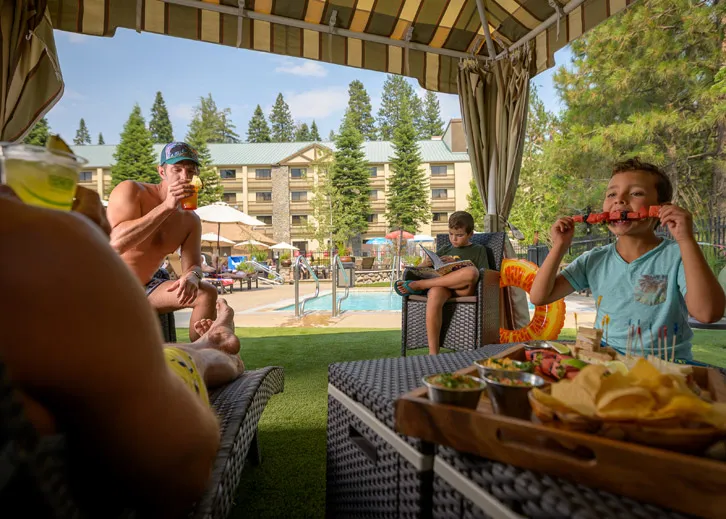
[45,0,633,94]
[1,1,64,142]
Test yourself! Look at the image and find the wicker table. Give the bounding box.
[327,346,691,519]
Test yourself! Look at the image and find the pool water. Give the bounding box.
[276,290,536,312]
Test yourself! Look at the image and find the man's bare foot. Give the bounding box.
[194,299,240,355]
[193,318,213,337]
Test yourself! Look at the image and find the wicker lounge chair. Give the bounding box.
[0,350,284,519]
[400,232,505,355]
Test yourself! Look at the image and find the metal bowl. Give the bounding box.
[481,370,548,420]
[474,358,533,380]
[422,373,487,409]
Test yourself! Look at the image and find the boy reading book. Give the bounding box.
[394,211,491,354]
[530,158,725,361]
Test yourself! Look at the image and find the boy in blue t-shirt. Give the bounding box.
[530,158,725,361]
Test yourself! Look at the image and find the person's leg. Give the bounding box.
[426,286,452,355]
[396,267,480,296]
[147,280,218,341]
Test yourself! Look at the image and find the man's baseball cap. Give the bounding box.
[160,142,200,165]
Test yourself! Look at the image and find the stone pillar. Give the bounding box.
[272,165,290,243]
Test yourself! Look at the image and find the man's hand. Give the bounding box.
[659,204,694,243]
[167,273,200,306]
[164,179,196,210]
[550,217,575,248]
[72,186,112,237]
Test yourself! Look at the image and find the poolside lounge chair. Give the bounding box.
[400,232,505,355]
[359,257,375,270]
[0,355,283,519]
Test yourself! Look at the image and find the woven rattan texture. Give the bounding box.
[434,445,692,518]
[191,366,284,519]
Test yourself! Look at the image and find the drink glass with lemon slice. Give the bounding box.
[181,175,202,210]
[0,139,87,211]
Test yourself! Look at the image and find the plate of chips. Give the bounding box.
[529,358,726,453]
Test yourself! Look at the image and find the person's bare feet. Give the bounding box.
[194,299,240,355]
[193,318,213,337]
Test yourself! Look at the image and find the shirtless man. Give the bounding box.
[107,141,216,341]
[1,185,243,515]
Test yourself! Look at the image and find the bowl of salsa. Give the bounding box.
[481,370,547,420]
[422,373,486,409]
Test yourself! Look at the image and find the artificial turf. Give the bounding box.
[175,327,726,518]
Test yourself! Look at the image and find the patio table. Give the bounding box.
[327,346,693,519]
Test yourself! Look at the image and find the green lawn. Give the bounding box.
[176,327,726,518]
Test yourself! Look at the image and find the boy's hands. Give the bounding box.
[550,217,575,248]
[659,204,694,243]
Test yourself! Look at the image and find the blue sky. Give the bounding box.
[48,29,570,145]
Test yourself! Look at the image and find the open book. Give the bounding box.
[406,246,477,279]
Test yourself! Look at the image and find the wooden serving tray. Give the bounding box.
[395,344,726,518]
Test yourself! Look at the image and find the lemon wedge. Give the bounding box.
[46,134,73,154]
[606,360,629,376]
[190,175,203,189]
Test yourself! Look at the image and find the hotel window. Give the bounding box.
[432,212,448,222]
[257,215,273,225]
[432,189,448,199]
[79,171,93,182]
[292,215,308,226]
[256,191,272,202]
[291,191,307,202]
[291,168,306,178]
[431,165,448,176]
[255,168,271,179]
[222,193,237,203]
[220,169,236,179]
[369,189,378,200]
[366,214,377,223]
[369,166,378,177]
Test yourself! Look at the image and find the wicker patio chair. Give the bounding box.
[400,232,505,355]
[0,354,284,519]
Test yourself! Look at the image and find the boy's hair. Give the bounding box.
[611,158,673,204]
[448,211,475,234]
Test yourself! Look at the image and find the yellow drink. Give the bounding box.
[1,144,87,211]
[181,175,203,210]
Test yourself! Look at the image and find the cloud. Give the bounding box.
[66,33,90,44]
[275,60,328,78]
[170,103,194,122]
[64,89,86,101]
[285,87,348,119]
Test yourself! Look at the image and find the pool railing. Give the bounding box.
[294,255,320,317]
[331,254,350,317]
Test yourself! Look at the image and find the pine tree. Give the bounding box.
[377,75,424,140]
[149,91,174,143]
[328,129,336,141]
[111,105,158,188]
[24,118,50,147]
[218,109,240,143]
[295,122,312,141]
[187,94,239,144]
[246,105,271,143]
[186,123,223,206]
[269,93,295,142]
[74,118,91,145]
[386,97,430,232]
[466,179,486,232]
[342,80,377,140]
[310,120,321,141]
[97,133,105,145]
[420,91,445,139]
[331,119,371,245]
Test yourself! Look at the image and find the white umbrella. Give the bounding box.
[196,202,267,253]
[234,240,270,248]
[201,232,235,245]
[412,234,435,242]
[270,242,299,250]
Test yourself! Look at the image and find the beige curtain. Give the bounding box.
[457,48,533,330]
[1,1,63,142]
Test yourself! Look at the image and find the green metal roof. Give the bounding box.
[71,140,469,169]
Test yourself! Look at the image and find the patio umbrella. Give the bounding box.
[196,202,267,254]
[234,239,270,249]
[1,1,64,142]
[412,234,435,242]
[201,232,234,253]
[367,237,392,245]
[385,230,414,240]
[270,242,299,251]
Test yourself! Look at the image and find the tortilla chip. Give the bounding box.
[597,387,656,419]
[552,379,598,417]
[627,358,663,389]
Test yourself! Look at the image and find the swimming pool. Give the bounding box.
[276,291,402,312]
[276,290,536,312]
